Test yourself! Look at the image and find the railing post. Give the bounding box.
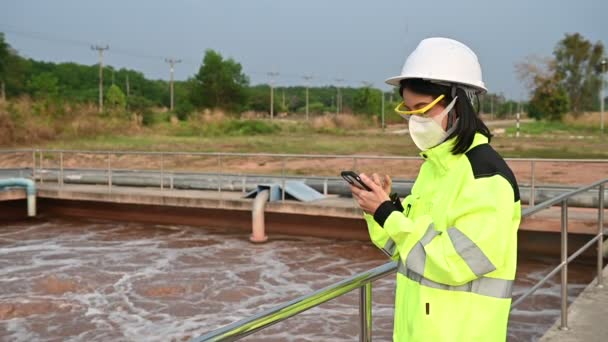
[281,157,286,201]
[217,154,222,193]
[530,160,536,206]
[160,153,164,191]
[598,183,605,288]
[32,149,36,184]
[59,152,64,187]
[359,283,372,342]
[560,199,569,331]
[39,151,43,184]
[107,153,112,193]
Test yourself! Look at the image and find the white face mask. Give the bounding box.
[407,97,458,151]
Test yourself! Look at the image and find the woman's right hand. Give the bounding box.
[371,173,391,195]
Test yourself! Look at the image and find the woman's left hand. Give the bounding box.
[350,173,391,214]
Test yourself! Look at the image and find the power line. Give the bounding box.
[1,25,412,91]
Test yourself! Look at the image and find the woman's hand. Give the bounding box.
[371,173,391,195]
[350,173,391,214]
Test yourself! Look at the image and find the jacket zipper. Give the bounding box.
[405,203,412,217]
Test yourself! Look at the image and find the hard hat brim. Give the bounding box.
[384,75,487,95]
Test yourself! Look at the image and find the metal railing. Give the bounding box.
[1,149,607,207]
[193,178,607,341]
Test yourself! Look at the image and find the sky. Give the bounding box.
[1,0,606,100]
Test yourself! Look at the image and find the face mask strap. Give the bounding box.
[447,86,458,130]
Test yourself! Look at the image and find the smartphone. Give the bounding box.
[341,170,372,191]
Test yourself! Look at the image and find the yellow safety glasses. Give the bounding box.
[394,94,445,116]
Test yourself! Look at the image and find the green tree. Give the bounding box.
[27,72,59,98]
[353,86,380,115]
[106,84,126,110]
[528,77,570,121]
[190,49,249,111]
[0,33,8,81]
[554,33,605,114]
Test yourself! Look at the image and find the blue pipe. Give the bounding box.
[0,178,36,216]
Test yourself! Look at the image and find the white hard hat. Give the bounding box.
[385,37,487,94]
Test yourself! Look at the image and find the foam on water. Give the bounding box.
[0,218,597,341]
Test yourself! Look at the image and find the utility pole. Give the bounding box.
[381,89,385,130]
[91,45,109,113]
[516,101,521,138]
[165,58,182,111]
[125,74,130,110]
[281,89,285,110]
[302,75,313,121]
[267,71,279,120]
[601,59,607,134]
[335,78,344,114]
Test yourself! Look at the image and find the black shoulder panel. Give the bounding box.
[465,144,520,202]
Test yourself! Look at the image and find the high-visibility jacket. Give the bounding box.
[365,133,521,341]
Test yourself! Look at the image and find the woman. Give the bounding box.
[350,37,521,341]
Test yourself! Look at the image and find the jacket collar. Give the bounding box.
[419,133,489,172]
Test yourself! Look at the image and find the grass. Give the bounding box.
[3,97,608,159]
[39,129,608,159]
[505,120,603,136]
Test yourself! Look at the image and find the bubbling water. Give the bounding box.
[0,218,595,341]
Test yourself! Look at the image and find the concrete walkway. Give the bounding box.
[540,266,608,342]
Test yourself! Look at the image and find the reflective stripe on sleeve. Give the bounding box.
[381,238,397,257]
[447,227,496,276]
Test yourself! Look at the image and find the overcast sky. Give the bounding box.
[1,0,606,99]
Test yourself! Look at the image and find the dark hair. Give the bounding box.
[399,78,492,155]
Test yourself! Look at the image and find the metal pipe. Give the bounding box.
[59,152,64,187]
[160,153,164,191]
[522,178,608,217]
[511,260,567,309]
[511,233,603,309]
[599,183,605,288]
[359,283,372,342]
[250,189,269,243]
[560,200,569,330]
[530,160,536,206]
[39,151,43,184]
[107,153,112,193]
[3,149,608,164]
[191,262,396,342]
[281,157,286,201]
[0,178,36,216]
[31,150,36,184]
[217,154,222,193]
